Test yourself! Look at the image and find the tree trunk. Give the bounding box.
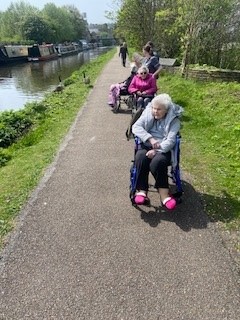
[180,38,190,78]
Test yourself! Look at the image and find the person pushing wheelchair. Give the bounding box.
[132,93,183,210]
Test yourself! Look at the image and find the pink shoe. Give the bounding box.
[162,197,176,210]
[134,192,148,205]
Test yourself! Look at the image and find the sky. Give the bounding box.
[0,0,115,24]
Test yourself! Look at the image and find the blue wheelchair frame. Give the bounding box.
[129,134,183,205]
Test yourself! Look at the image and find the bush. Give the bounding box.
[0,110,33,148]
[0,148,11,166]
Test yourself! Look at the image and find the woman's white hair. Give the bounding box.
[151,93,172,110]
[138,65,149,74]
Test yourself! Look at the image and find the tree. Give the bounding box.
[155,0,237,74]
[22,14,53,44]
[196,0,237,68]
[42,3,76,43]
[63,5,89,40]
[154,1,181,58]
[0,1,38,41]
[0,1,91,44]
[115,0,160,50]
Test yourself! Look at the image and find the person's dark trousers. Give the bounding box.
[135,148,171,191]
[136,96,153,108]
[122,56,126,67]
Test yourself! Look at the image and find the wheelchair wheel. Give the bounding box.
[112,100,121,113]
[126,95,135,109]
[129,162,137,204]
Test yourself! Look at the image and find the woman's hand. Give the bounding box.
[146,149,157,159]
[148,137,160,149]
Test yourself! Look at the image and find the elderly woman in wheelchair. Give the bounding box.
[128,65,157,109]
[131,93,183,210]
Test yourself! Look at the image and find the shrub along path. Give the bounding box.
[0,53,239,319]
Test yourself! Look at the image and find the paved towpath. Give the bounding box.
[0,53,239,319]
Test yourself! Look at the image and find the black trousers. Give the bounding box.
[121,54,127,66]
[135,148,171,191]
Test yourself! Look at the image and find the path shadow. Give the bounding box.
[111,108,132,115]
[197,190,240,224]
[135,180,240,231]
[133,180,213,231]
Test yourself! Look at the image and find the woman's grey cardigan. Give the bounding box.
[132,102,183,165]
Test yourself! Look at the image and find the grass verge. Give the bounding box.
[158,72,240,235]
[0,48,116,246]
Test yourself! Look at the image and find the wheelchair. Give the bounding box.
[125,94,155,141]
[130,93,155,115]
[110,68,137,114]
[113,89,155,114]
[112,90,135,113]
[129,134,183,205]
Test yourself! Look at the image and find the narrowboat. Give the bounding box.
[79,39,89,50]
[56,43,82,57]
[28,44,59,62]
[0,45,30,64]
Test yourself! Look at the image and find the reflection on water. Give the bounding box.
[0,47,110,111]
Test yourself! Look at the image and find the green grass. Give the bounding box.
[0,48,116,246]
[159,73,240,230]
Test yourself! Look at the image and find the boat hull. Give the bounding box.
[28,44,59,62]
[56,43,82,57]
[0,45,29,64]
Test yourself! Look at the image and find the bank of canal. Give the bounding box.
[0,47,111,111]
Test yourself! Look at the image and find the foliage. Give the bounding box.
[0,1,90,43]
[155,4,181,58]
[0,110,33,148]
[220,44,240,70]
[0,1,38,41]
[115,0,161,50]
[191,0,236,67]
[63,5,89,40]
[159,72,240,228]
[22,14,54,44]
[115,0,240,71]
[41,3,76,43]
[0,148,11,167]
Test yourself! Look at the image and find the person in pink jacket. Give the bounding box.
[128,66,158,109]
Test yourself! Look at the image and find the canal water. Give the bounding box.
[0,47,110,112]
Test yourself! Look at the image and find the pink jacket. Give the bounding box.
[128,73,157,95]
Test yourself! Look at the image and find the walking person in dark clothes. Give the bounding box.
[119,42,128,67]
